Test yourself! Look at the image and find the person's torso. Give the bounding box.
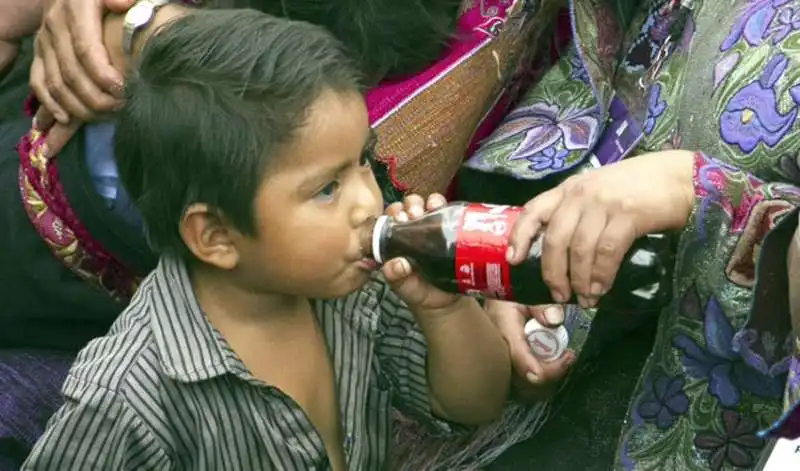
[72,268,398,471]
[463,0,800,185]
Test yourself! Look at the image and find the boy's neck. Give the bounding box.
[188,264,312,331]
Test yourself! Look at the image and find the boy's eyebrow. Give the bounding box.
[300,130,378,191]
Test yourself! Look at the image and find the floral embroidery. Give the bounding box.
[720,0,791,51]
[693,410,765,470]
[713,52,740,90]
[770,5,800,41]
[635,375,689,429]
[489,102,599,161]
[719,53,799,154]
[644,83,666,134]
[672,296,784,407]
[527,146,569,171]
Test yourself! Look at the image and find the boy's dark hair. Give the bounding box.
[114,10,361,258]
[249,0,463,85]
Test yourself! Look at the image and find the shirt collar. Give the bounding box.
[147,256,386,384]
[149,255,240,383]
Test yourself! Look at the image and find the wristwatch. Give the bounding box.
[123,0,173,57]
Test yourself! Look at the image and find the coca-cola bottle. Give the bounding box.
[369,202,673,312]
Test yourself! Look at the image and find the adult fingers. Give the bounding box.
[45,122,82,157]
[540,197,583,304]
[67,0,125,97]
[568,209,607,307]
[31,34,68,124]
[40,25,92,122]
[590,215,637,297]
[507,187,563,265]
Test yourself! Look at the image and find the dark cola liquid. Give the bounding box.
[372,202,673,312]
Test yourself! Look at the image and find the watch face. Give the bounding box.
[127,2,154,27]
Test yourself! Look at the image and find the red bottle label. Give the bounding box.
[454,203,522,300]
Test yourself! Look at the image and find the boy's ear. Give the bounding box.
[180,203,241,270]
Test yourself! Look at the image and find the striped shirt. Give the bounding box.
[22,256,450,470]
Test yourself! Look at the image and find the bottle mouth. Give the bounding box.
[372,215,390,264]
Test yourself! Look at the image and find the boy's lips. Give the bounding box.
[355,258,380,271]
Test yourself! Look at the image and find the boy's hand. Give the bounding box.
[381,193,462,317]
[485,301,574,401]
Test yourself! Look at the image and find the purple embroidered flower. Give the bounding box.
[527,146,569,171]
[770,6,800,42]
[694,410,764,471]
[672,296,784,407]
[485,102,599,162]
[719,53,798,154]
[636,375,689,429]
[720,0,791,52]
[644,83,667,134]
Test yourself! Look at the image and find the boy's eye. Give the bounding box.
[315,181,340,200]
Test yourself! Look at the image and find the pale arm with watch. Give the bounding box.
[103,0,192,74]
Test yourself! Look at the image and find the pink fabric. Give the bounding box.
[365,0,516,125]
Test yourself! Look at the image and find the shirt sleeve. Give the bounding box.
[370,278,455,434]
[21,375,171,470]
[691,153,800,439]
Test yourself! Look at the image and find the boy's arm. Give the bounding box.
[374,281,511,427]
[22,376,171,470]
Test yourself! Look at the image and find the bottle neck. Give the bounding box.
[371,215,391,264]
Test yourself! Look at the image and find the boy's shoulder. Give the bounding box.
[65,281,162,396]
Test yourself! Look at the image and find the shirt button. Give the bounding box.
[343,435,355,454]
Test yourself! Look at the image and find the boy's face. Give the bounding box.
[234,89,384,299]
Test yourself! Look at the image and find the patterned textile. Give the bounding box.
[17,128,140,300]
[452,0,800,469]
[369,0,564,198]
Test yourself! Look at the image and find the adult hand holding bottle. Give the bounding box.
[383,196,575,399]
[507,150,696,308]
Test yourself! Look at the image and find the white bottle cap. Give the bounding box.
[524,318,569,362]
[371,215,390,264]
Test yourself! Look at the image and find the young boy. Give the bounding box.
[21,9,511,471]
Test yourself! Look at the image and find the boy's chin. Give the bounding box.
[310,271,373,300]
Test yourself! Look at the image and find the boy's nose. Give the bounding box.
[350,181,383,226]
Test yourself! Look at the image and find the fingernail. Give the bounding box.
[552,291,566,303]
[590,283,605,296]
[577,295,589,308]
[395,212,408,222]
[42,144,51,159]
[32,116,39,129]
[544,306,563,325]
[525,371,540,384]
[505,246,515,262]
[393,259,411,277]
[409,206,423,217]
